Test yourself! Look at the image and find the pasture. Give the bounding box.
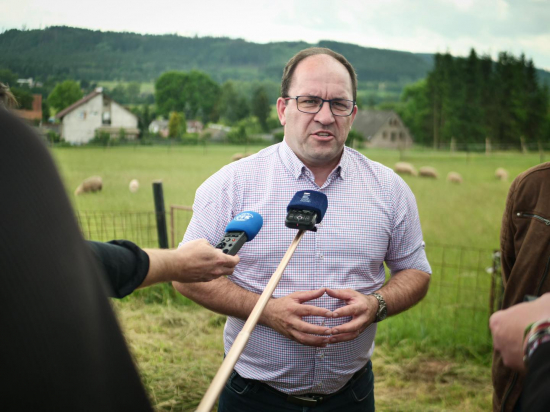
[52,144,545,411]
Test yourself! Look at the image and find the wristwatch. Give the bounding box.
[371,292,387,323]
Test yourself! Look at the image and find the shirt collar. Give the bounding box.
[279,139,349,183]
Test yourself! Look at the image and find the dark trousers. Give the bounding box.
[218,361,375,412]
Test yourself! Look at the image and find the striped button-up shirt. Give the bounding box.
[182,141,431,395]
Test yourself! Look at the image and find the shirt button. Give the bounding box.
[317,383,323,387]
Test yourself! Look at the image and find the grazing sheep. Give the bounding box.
[447,171,463,184]
[419,166,439,179]
[231,153,246,162]
[129,179,139,193]
[74,176,102,196]
[394,162,418,176]
[495,167,509,181]
[231,153,253,162]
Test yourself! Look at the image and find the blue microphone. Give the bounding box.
[285,190,328,231]
[215,211,263,255]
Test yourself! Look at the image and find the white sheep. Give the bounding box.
[447,171,463,184]
[129,179,139,193]
[495,168,509,181]
[74,176,103,196]
[231,153,246,162]
[394,162,418,176]
[419,166,439,179]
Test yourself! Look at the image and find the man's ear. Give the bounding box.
[350,104,358,124]
[276,97,287,126]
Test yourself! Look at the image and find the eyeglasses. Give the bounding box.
[283,96,356,117]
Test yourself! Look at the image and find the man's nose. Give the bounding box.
[313,102,335,125]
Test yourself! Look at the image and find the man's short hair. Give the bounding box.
[0,83,18,109]
[281,47,358,101]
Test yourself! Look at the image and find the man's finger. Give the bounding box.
[290,330,330,347]
[328,317,364,335]
[327,332,358,344]
[295,304,333,318]
[325,288,355,300]
[292,288,326,303]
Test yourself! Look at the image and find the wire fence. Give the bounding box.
[77,207,503,355]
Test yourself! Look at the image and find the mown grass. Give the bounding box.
[115,301,492,411]
[52,144,546,411]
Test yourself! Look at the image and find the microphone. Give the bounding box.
[196,192,328,412]
[285,190,328,231]
[215,211,263,255]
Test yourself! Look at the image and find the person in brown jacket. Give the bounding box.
[493,162,550,412]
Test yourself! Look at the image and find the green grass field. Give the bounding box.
[52,144,545,411]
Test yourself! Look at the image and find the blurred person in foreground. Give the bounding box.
[0,84,238,411]
[490,293,550,412]
[492,162,550,412]
[174,48,431,411]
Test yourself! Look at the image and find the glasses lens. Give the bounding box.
[297,96,322,113]
[331,99,353,115]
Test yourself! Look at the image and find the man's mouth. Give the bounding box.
[312,131,334,138]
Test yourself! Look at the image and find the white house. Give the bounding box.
[55,88,139,144]
[352,110,413,149]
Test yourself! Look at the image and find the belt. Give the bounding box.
[237,364,369,408]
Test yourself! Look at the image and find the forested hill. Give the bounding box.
[0,26,431,85]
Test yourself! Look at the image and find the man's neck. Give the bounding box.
[305,155,343,187]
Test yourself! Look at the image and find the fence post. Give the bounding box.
[153,181,169,249]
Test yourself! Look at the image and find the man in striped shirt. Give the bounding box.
[174,47,431,411]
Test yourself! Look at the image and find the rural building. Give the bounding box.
[352,110,413,149]
[202,124,231,142]
[55,88,139,144]
[149,118,169,137]
[14,94,42,122]
[149,118,204,137]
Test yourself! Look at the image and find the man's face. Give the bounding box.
[277,54,357,171]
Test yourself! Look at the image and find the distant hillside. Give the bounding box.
[0,26,431,86]
[1,26,547,94]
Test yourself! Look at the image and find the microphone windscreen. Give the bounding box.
[225,211,264,241]
[287,190,328,223]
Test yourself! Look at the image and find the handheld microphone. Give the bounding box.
[196,192,328,412]
[215,211,263,255]
[285,190,328,231]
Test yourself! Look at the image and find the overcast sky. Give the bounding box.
[2,0,550,70]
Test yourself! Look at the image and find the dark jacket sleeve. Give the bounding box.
[523,341,550,411]
[88,240,150,298]
[0,109,152,412]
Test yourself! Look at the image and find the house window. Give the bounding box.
[79,111,87,120]
[391,132,396,141]
[383,131,388,139]
[102,111,111,125]
[399,132,404,139]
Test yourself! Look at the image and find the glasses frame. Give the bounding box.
[283,95,356,117]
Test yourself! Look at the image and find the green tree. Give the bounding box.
[0,68,18,86]
[168,111,186,138]
[252,86,271,131]
[397,79,431,146]
[48,80,83,112]
[155,70,220,123]
[11,87,34,109]
[126,82,141,103]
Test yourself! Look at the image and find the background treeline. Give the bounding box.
[0,25,484,105]
[397,50,550,149]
